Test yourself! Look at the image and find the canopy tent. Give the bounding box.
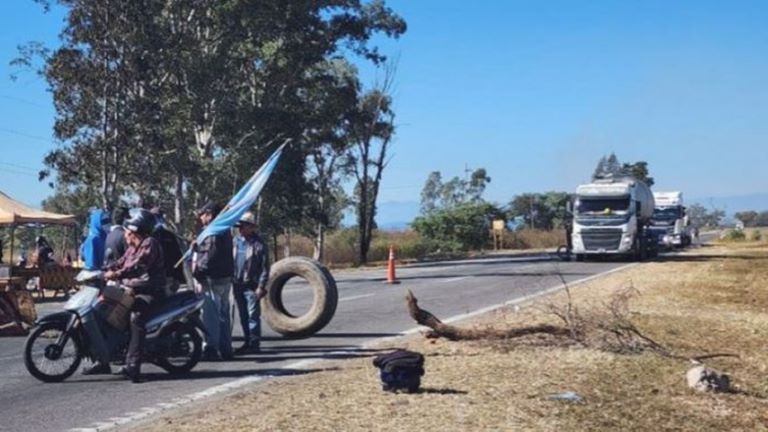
[0,191,76,226]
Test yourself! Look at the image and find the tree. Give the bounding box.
[18,0,407,242]
[687,203,725,228]
[419,168,491,214]
[420,171,442,215]
[755,211,768,227]
[346,64,398,264]
[621,161,655,187]
[734,211,759,227]
[507,192,570,230]
[412,203,505,252]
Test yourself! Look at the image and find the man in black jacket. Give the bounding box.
[105,207,129,266]
[193,201,234,361]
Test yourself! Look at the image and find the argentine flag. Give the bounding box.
[179,142,286,264]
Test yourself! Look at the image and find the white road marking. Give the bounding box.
[339,293,375,302]
[70,261,637,432]
[441,276,469,283]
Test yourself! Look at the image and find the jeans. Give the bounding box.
[201,277,233,357]
[126,294,154,370]
[233,283,261,346]
[82,312,110,365]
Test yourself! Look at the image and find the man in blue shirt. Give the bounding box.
[232,211,270,354]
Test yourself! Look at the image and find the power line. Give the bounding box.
[0,127,56,145]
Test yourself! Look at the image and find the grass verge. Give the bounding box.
[134,242,768,432]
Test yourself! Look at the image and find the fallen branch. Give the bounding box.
[405,290,571,341]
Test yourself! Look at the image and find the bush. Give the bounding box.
[749,230,763,241]
[721,229,746,242]
[412,203,504,253]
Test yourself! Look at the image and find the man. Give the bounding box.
[193,201,234,361]
[150,207,185,296]
[104,209,166,382]
[232,212,270,355]
[81,209,109,270]
[105,207,129,266]
[35,236,55,267]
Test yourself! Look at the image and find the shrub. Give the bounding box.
[721,229,746,242]
[749,230,763,241]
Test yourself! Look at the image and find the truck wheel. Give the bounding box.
[263,257,338,338]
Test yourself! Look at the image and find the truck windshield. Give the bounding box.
[576,197,630,215]
[652,207,681,221]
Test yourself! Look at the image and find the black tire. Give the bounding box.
[556,245,571,262]
[24,321,82,383]
[263,257,338,338]
[155,322,202,375]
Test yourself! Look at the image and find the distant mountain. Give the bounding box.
[342,200,420,230]
[689,193,768,214]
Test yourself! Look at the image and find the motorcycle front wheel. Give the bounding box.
[155,322,202,375]
[24,321,83,383]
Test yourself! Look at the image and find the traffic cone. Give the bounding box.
[386,244,400,284]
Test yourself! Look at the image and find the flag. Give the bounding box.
[178,142,286,265]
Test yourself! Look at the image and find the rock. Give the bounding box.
[686,365,731,393]
[547,391,584,403]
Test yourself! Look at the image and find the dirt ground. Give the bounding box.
[132,241,768,432]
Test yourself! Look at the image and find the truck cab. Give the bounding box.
[650,192,691,249]
[570,178,656,261]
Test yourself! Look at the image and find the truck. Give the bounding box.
[649,191,691,249]
[570,177,657,261]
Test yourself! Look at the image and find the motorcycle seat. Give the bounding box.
[146,290,199,321]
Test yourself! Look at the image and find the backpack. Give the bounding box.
[373,350,425,393]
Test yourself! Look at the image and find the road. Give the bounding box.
[0,243,708,432]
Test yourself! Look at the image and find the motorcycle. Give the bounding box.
[24,270,206,383]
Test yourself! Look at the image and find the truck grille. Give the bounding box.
[581,229,622,251]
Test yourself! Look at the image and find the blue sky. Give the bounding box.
[1,1,768,221]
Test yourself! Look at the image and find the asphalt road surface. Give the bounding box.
[0,239,713,432]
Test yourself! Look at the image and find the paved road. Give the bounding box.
[0,241,710,432]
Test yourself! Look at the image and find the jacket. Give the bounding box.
[193,231,234,281]
[81,209,108,271]
[232,234,270,288]
[153,226,185,283]
[106,236,166,297]
[104,225,127,267]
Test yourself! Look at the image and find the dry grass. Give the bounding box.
[134,242,768,432]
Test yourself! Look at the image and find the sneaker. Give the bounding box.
[82,363,112,376]
[234,343,252,355]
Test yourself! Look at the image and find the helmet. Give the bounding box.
[235,211,257,227]
[124,209,156,235]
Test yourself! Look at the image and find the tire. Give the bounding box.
[24,321,83,383]
[263,257,338,338]
[556,245,571,262]
[155,322,202,375]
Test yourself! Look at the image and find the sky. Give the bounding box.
[1,1,768,222]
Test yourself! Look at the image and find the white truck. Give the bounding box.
[570,177,657,261]
[650,191,691,249]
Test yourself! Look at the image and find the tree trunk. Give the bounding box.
[283,227,292,258]
[313,223,324,261]
[174,169,185,234]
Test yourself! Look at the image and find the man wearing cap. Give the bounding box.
[193,201,235,361]
[232,211,270,354]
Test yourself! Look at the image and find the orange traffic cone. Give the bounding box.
[386,245,400,284]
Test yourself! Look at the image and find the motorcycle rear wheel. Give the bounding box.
[155,322,202,375]
[24,321,83,383]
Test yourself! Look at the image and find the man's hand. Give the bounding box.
[255,287,267,300]
[104,270,116,280]
[124,287,135,297]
